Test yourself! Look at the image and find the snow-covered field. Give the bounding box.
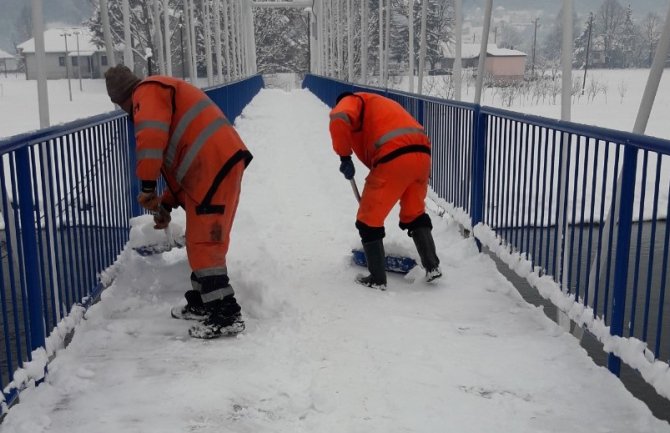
[1,88,668,432]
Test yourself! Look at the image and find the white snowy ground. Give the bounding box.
[1,88,668,433]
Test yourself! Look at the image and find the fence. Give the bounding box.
[0,74,263,412]
[303,74,670,381]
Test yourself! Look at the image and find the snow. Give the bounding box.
[0,49,16,60]
[0,76,114,139]
[1,88,668,432]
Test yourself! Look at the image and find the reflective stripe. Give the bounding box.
[329,112,351,124]
[194,266,228,278]
[165,98,213,167]
[176,117,229,183]
[136,120,170,134]
[191,278,202,291]
[137,148,164,160]
[373,127,426,149]
[200,285,234,303]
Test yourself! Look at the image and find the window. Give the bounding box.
[101,55,108,66]
[59,56,65,67]
[72,57,78,67]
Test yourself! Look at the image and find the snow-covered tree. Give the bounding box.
[253,7,308,73]
[596,0,626,67]
[640,11,663,67]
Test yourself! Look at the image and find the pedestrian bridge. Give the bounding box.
[0,75,668,432]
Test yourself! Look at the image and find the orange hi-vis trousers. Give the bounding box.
[357,152,431,229]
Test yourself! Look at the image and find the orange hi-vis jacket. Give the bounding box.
[132,76,252,207]
[329,92,431,168]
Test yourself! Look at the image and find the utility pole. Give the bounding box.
[179,15,186,79]
[122,0,134,71]
[32,0,50,127]
[61,31,73,101]
[73,30,83,91]
[531,17,540,77]
[582,12,594,95]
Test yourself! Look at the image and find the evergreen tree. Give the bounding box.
[253,7,308,73]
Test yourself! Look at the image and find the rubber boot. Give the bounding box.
[411,227,442,282]
[189,293,245,339]
[356,239,387,290]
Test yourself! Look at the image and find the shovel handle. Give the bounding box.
[350,178,361,203]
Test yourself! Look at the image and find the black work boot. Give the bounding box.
[411,227,442,282]
[171,290,208,321]
[356,239,388,290]
[189,293,245,339]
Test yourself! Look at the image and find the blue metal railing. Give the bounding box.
[303,74,670,378]
[0,74,263,411]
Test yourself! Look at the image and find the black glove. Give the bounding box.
[339,156,355,180]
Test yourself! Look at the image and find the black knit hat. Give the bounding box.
[336,91,355,105]
[105,64,141,104]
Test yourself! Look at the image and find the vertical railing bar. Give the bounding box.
[495,116,504,231]
[629,150,650,337]
[504,118,513,241]
[62,135,79,308]
[584,139,601,308]
[603,143,622,322]
[36,141,59,330]
[653,173,670,358]
[95,124,109,274]
[485,113,496,226]
[86,125,103,278]
[9,155,31,361]
[553,129,566,280]
[68,132,85,302]
[594,142,612,318]
[546,129,558,275]
[53,136,72,311]
[537,127,550,270]
[28,146,51,332]
[531,125,541,265]
[0,160,16,379]
[575,137,591,302]
[521,122,531,256]
[512,120,523,251]
[642,156,662,342]
[567,134,579,293]
[107,120,123,264]
[79,128,96,295]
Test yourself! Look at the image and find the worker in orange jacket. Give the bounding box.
[329,92,441,289]
[105,65,252,339]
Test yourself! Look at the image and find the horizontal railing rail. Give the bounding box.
[0,73,264,413]
[303,74,670,390]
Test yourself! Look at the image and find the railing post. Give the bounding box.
[608,146,638,375]
[15,147,45,353]
[126,119,141,217]
[417,99,424,128]
[470,105,487,234]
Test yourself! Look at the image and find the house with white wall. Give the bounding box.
[17,27,115,80]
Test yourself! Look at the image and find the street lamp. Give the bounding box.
[72,30,83,91]
[60,30,73,101]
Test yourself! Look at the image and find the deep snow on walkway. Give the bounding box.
[2,89,668,433]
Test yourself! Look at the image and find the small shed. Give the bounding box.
[438,43,528,81]
[0,49,19,75]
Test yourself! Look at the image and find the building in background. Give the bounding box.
[17,27,117,80]
[0,48,19,76]
[438,42,527,81]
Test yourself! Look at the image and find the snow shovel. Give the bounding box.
[348,178,417,274]
[133,213,185,256]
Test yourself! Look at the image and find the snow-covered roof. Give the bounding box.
[487,47,527,57]
[439,42,526,59]
[17,27,103,54]
[0,48,16,59]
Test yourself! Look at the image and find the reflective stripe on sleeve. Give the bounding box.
[175,117,229,184]
[136,120,170,134]
[137,148,164,161]
[373,127,426,149]
[329,112,351,124]
[165,98,213,167]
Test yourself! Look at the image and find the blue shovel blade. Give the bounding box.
[352,249,417,274]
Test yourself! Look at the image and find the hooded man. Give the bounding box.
[329,91,442,290]
[105,64,252,339]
